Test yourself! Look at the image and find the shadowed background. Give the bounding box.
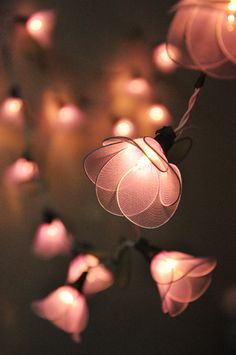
[0,0,235,354]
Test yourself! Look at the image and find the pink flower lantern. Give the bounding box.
[0,97,24,125]
[150,251,217,316]
[84,134,181,229]
[26,10,56,48]
[167,0,236,79]
[112,118,136,138]
[153,43,178,74]
[32,218,72,259]
[4,158,39,184]
[57,104,84,128]
[67,254,114,294]
[32,286,88,343]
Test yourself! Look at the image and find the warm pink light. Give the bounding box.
[26,10,55,48]
[4,158,38,184]
[167,0,236,79]
[84,136,182,229]
[153,43,178,73]
[57,104,84,128]
[32,286,88,343]
[112,119,136,137]
[150,251,217,316]
[67,254,114,294]
[148,104,171,125]
[32,219,72,259]
[126,78,150,95]
[1,97,24,125]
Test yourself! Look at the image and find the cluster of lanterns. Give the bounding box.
[3,0,233,344]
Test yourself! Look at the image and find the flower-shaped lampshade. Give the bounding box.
[57,104,84,128]
[84,137,181,229]
[4,158,38,184]
[67,254,114,294]
[32,286,88,342]
[32,219,72,259]
[0,97,24,125]
[167,0,236,79]
[26,10,55,48]
[150,251,217,316]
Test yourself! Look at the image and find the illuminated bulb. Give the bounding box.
[153,43,177,73]
[126,78,150,95]
[57,104,84,128]
[148,104,171,126]
[228,1,236,12]
[32,286,89,343]
[1,97,24,125]
[32,219,72,259]
[112,118,135,137]
[150,251,217,317]
[59,289,75,304]
[228,13,235,23]
[26,10,55,47]
[4,158,38,184]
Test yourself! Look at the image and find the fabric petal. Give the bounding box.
[117,161,160,218]
[217,12,236,64]
[167,8,197,68]
[186,7,226,69]
[159,164,181,207]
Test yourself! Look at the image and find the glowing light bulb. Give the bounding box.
[126,78,150,95]
[228,13,235,23]
[112,118,135,137]
[4,158,38,184]
[59,290,75,304]
[228,1,236,12]
[153,44,178,73]
[32,219,72,259]
[57,104,84,128]
[1,97,24,125]
[148,104,171,126]
[26,10,55,47]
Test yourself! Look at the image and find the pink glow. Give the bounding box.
[57,104,84,128]
[67,254,114,294]
[32,286,88,342]
[148,104,171,126]
[1,97,24,125]
[153,43,178,73]
[150,251,217,316]
[112,119,136,137]
[167,0,236,79]
[32,219,72,259]
[84,136,182,229]
[26,10,55,48]
[4,158,38,184]
[126,78,150,95]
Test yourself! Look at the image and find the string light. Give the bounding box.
[112,118,136,137]
[57,104,84,128]
[84,134,181,229]
[167,0,236,78]
[126,77,150,95]
[153,43,177,74]
[32,218,72,259]
[4,158,38,184]
[150,251,217,317]
[32,286,88,343]
[148,104,171,126]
